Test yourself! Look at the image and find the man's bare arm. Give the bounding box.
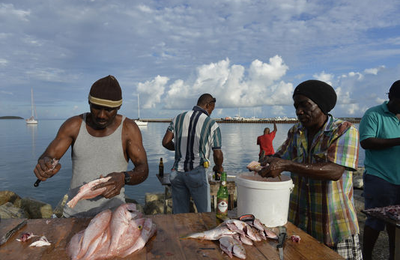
[124,119,149,185]
[34,116,80,181]
[259,156,345,181]
[162,130,175,151]
[213,149,224,174]
[361,137,400,150]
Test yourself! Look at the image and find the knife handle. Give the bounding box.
[277,233,286,247]
[34,179,41,187]
[277,227,287,248]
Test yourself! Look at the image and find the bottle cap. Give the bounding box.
[203,161,209,168]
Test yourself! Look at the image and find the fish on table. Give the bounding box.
[75,209,112,259]
[181,215,280,259]
[219,236,247,259]
[66,203,156,260]
[181,224,237,240]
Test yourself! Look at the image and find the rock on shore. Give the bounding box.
[0,191,53,219]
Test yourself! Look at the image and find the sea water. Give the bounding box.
[0,119,364,208]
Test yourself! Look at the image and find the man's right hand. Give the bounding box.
[34,157,61,181]
[258,157,284,178]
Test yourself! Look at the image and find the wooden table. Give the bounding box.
[0,213,343,259]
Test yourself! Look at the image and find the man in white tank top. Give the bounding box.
[33,75,149,217]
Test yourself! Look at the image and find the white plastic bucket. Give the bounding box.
[236,172,294,227]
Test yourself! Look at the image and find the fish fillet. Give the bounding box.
[67,177,111,208]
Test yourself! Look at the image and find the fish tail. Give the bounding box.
[180,233,204,240]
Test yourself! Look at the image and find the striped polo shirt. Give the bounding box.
[167,106,222,172]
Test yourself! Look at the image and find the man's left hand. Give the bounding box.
[92,172,125,199]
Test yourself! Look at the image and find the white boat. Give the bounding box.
[135,120,148,126]
[135,94,148,126]
[26,88,38,124]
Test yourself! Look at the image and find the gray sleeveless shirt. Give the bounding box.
[63,113,128,217]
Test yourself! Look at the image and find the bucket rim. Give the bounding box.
[236,173,293,189]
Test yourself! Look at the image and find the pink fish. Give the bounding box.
[81,227,110,260]
[219,236,246,259]
[108,203,143,255]
[233,233,253,246]
[247,161,263,172]
[263,225,278,240]
[67,230,84,260]
[112,218,146,258]
[67,177,111,208]
[86,227,112,260]
[181,224,237,240]
[76,209,112,259]
[67,204,156,260]
[224,219,259,242]
[119,218,157,258]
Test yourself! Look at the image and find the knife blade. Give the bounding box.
[277,226,287,260]
[0,219,27,246]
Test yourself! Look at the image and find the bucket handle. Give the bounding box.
[289,184,294,193]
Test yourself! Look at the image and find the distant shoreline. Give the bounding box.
[0,116,23,120]
[0,116,361,124]
[145,118,362,124]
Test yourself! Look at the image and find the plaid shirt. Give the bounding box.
[275,115,360,246]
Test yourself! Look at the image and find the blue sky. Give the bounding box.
[1,0,400,120]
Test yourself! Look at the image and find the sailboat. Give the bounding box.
[135,94,148,126]
[26,88,38,124]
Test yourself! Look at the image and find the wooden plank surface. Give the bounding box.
[0,213,343,259]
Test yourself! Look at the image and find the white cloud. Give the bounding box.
[313,72,334,86]
[0,59,8,66]
[1,1,400,119]
[0,3,30,22]
[364,66,385,75]
[137,76,169,109]
[161,56,293,109]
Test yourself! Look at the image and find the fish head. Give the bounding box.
[232,244,247,259]
[219,237,234,258]
[132,218,146,230]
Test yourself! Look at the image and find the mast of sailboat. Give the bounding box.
[31,88,37,119]
[31,88,34,118]
[137,94,141,119]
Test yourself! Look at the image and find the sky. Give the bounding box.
[1,0,400,120]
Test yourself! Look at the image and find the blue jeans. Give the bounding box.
[169,166,211,214]
[363,173,400,231]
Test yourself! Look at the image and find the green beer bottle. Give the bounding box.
[216,172,229,222]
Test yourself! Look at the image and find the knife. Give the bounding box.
[0,219,27,246]
[277,226,287,260]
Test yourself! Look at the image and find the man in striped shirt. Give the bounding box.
[162,93,224,214]
[259,80,362,260]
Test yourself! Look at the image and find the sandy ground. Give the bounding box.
[354,189,390,260]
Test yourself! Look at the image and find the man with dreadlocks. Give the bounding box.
[33,75,149,218]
